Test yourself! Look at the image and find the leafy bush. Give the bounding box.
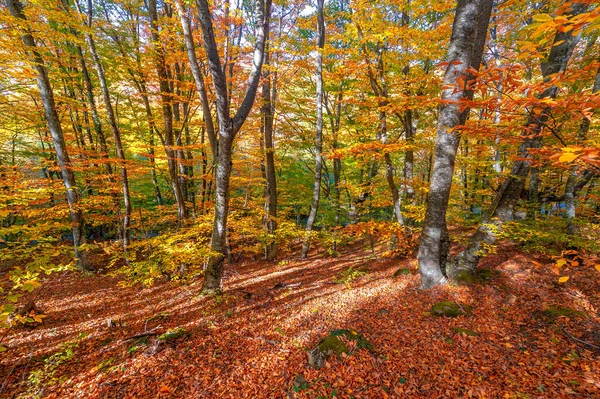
[500,217,600,256]
[110,219,214,286]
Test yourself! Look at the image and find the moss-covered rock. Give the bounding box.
[306,329,373,369]
[330,328,373,350]
[476,268,499,281]
[158,327,190,343]
[393,268,411,277]
[453,269,499,285]
[542,306,587,321]
[307,335,348,369]
[431,301,472,317]
[454,270,480,286]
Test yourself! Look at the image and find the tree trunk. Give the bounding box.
[325,90,343,252]
[417,0,493,289]
[173,0,217,158]
[80,0,132,250]
[447,1,588,277]
[7,0,90,270]
[149,0,188,222]
[196,0,271,293]
[262,44,278,261]
[564,65,600,233]
[301,0,325,259]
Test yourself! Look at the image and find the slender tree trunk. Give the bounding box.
[7,0,90,270]
[417,0,493,289]
[149,0,188,222]
[381,111,404,225]
[356,25,405,227]
[325,91,342,251]
[137,85,164,206]
[79,0,132,249]
[262,45,278,261]
[401,6,415,206]
[447,1,588,277]
[173,0,217,158]
[301,0,325,259]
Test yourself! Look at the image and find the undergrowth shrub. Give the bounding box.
[110,217,214,286]
[500,217,600,256]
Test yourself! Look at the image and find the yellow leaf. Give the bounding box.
[532,14,553,22]
[555,259,567,268]
[558,152,579,163]
[558,276,570,283]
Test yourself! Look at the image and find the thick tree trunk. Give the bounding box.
[528,167,540,219]
[7,0,90,270]
[417,0,493,289]
[301,0,325,259]
[564,66,600,233]
[203,135,233,292]
[447,1,588,277]
[81,0,132,250]
[196,0,270,293]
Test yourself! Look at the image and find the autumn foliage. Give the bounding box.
[0,0,599,397]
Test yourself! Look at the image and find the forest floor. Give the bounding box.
[1,239,600,399]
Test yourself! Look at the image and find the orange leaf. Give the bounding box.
[159,385,170,393]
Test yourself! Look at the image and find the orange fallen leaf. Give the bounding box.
[159,385,170,393]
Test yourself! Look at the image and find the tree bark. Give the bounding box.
[564,65,600,233]
[7,0,90,270]
[447,1,588,277]
[325,90,342,251]
[196,0,271,293]
[262,43,278,261]
[301,0,325,259]
[173,0,217,158]
[417,0,493,289]
[148,0,188,223]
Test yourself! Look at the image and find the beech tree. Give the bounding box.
[5,0,91,270]
[417,0,493,288]
[447,1,590,279]
[195,0,271,293]
[302,0,325,259]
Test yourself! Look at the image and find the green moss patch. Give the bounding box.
[431,301,472,317]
